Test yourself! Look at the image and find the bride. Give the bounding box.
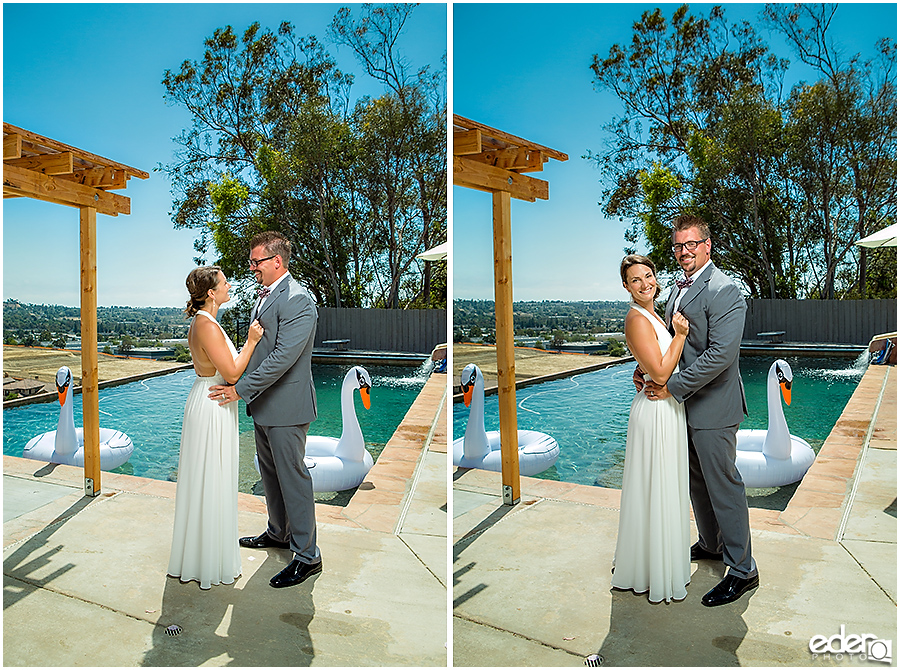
[611,254,691,603]
[167,266,263,589]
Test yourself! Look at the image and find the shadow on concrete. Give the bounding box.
[452,505,516,561]
[141,553,317,666]
[595,564,750,666]
[3,495,96,610]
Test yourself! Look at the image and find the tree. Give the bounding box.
[331,4,447,308]
[588,3,896,299]
[161,21,359,306]
[162,7,446,309]
[764,3,897,299]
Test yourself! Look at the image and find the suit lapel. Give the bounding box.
[664,285,678,326]
[679,264,713,312]
[257,277,290,320]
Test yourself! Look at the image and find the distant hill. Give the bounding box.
[3,300,189,340]
[453,299,630,336]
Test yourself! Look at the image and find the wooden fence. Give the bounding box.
[744,299,897,345]
[315,307,447,354]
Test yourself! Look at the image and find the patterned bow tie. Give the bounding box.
[257,286,271,299]
[675,276,694,290]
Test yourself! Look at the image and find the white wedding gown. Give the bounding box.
[611,303,691,603]
[167,310,241,589]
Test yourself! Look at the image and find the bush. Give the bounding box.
[607,338,626,357]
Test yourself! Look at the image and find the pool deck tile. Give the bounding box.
[454,364,896,666]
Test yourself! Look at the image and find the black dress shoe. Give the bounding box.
[239,532,290,549]
[701,573,759,607]
[270,559,323,588]
[690,542,723,562]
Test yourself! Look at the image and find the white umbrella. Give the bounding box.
[417,242,448,261]
[855,224,898,248]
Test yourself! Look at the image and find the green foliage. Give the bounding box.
[174,344,192,363]
[588,3,896,299]
[606,338,626,357]
[160,6,446,310]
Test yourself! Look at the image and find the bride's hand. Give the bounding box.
[672,312,689,337]
[248,320,264,344]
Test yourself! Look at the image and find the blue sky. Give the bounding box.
[3,2,447,307]
[452,2,898,302]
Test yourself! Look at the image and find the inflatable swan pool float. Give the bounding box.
[255,366,374,492]
[453,363,559,476]
[23,366,133,470]
[735,359,815,488]
[306,366,375,492]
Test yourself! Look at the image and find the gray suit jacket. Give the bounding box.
[665,264,748,429]
[235,275,317,427]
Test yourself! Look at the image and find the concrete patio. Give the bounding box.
[4,373,448,667]
[453,364,896,666]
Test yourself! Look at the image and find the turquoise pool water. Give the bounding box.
[5,363,427,493]
[453,355,867,490]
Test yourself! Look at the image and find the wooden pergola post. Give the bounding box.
[492,191,521,503]
[453,115,567,505]
[80,207,101,495]
[3,123,148,497]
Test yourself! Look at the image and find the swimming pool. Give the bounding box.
[453,355,867,491]
[4,363,428,494]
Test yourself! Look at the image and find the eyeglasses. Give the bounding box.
[672,238,708,253]
[248,254,277,268]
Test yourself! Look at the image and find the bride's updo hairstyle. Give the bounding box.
[185,266,222,317]
[620,254,662,300]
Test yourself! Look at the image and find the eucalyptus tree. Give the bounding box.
[764,3,897,299]
[161,21,361,307]
[330,4,447,308]
[588,3,896,299]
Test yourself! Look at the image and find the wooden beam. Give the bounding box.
[80,207,101,497]
[3,163,130,216]
[57,166,128,190]
[6,151,75,175]
[453,114,569,162]
[453,128,482,155]
[453,156,549,202]
[4,133,22,160]
[492,190,520,505]
[466,147,546,173]
[4,122,149,179]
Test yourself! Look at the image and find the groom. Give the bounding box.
[209,230,321,588]
[642,214,757,607]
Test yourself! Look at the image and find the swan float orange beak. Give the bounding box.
[360,385,371,410]
[781,381,791,406]
[56,368,70,406]
[776,363,792,405]
[461,368,477,407]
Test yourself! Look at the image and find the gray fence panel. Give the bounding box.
[315,308,446,354]
[743,299,896,345]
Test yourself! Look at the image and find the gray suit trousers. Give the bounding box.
[254,423,320,565]
[688,424,756,579]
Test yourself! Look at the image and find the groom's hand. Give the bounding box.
[209,384,241,406]
[643,381,670,401]
[632,365,645,391]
